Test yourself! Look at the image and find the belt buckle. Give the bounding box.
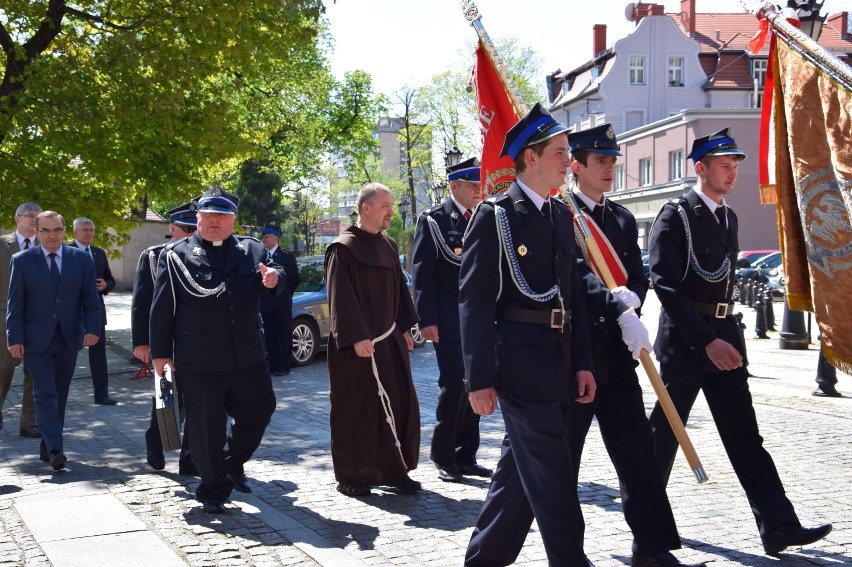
[714,303,729,318]
[550,308,564,331]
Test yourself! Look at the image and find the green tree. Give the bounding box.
[235,160,289,230]
[1,0,328,246]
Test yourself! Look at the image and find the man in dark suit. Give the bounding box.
[567,125,699,567]
[1,202,42,438]
[70,217,117,405]
[460,103,596,566]
[6,211,102,470]
[132,202,197,474]
[648,128,831,557]
[259,225,300,376]
[412,156,491,483]
[150,188,285,513]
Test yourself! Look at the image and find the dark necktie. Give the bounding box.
[715,206,727,232]
[49,253,61,285]
[463,209,472,220]
[23,238,30,249]
[593,205,605,227]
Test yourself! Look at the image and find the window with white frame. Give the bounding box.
[629,56,646,85]
[669,150,684,181]
[668,57,684,87]
[639,158,652,186]
[752,59,768,108]
[614,164,625,191]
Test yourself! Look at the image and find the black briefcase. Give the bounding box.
[154,367,182,451]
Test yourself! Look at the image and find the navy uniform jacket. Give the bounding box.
[131,242,168,348]
[259,246,300,312]
[574,198,648,381]
[649,190,744,371]
[459,183,593,401]
[6,245,102,352]
[411,198,468,341]
[149,233,285,372]
[70,242,115,326]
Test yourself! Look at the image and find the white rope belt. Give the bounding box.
[370,322,408,469]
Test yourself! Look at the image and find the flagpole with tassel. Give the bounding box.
[461,0,708,483]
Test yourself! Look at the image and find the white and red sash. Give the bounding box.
[572,212,628,287]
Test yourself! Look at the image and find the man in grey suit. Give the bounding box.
[1,202,42,438]
[70,217,117,405]
[6,211,102,470]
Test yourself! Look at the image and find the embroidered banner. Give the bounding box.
[772,39,852,372]
[473,42,520,197]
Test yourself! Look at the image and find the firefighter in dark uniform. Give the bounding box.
[412,157,491,483]
[259,225,301,376]
[648,128,831,556]
[566,125,698,567]
[150,188,284,514]
[132,202,198,474]
[460,103,596,566]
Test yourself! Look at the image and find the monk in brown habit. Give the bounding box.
[325,182,421,497]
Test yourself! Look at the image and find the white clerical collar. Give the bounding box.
[516,179,549,212]
[693,188,727,213]
[572,189,604,211]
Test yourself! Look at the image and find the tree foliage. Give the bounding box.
[0,0,333,246]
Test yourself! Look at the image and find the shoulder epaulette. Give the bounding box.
[237,235,261,244]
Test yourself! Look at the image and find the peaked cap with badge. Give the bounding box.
[196,187,240,215]
[261,225,282,238]
[165,201,198,227]
[687,128,747,163]
[500,102,570,161]
[569,124,622,156]
[447,157,481,183]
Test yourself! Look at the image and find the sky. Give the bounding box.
[322,0,764,100]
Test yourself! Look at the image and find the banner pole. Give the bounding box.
[460,0,708,483]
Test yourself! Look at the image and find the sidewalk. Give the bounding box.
[0,292,849,566]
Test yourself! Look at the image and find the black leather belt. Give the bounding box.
[694,301,735,318]
[496,307,571,332]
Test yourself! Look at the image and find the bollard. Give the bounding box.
[754,285,769,339]
[765,285,776,331]
[813,339,841,397]
[779,302,809,349]
[746,279,755,308]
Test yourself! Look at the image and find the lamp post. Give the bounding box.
[349,208,358,226]
[445,146,463,169]
[431,180,448,205]
[399,196,410,229]
[797,1,826,40]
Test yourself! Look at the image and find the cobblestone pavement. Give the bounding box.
[0,292,849,566]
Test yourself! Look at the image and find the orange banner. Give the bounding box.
[473,42,520,197]
[772,39,852,372]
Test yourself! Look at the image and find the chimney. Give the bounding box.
[827,12,849,39]
[635,3,665,21]
[593,24,607,57]
[681,0,696,36]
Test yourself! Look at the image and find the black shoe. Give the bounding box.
[39,451,50,463]
[202,500,226,514]
[228,473,252,493]
[436,464,463,482]
[337,482,371,497]
[763,523,833,556]
[458,463,493,477]
[49,451,67,471]
[146,451,166,471]
[812,387,842,397]
[393,476,422,494]
[272,369,290,376]
[631,551,706,567]
[19,425,42,438]
[178,463,198,476]
[94,396,118,405]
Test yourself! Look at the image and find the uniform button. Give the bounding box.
[598,316,605,323]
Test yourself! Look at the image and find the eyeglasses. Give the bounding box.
[180,226,197,233]
[18,213,38,219]
[37,227,65,234]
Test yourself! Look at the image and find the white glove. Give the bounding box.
[611,286,641,310]
[617,309,653,360]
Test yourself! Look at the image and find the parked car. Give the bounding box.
[289,256,426,366]
[736,249,778,269]
[640,250,651,286]
[737,251,782,283]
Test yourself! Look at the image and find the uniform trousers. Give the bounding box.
[567,376,680,555]
[26,327,78,455]
[180,360,276,502]
[650,362,800,538]
[430,340,480,467]
[261,309,293,373]
[87,321,109,400]
[0,316,36,427]
[465,392,586,566]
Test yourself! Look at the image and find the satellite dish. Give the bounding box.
[625,2,636,22]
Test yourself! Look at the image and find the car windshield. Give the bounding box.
[296,261,325,292]
[756,253,782,269]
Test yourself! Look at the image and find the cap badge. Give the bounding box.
[606,125,615,139]
[518,244,528,257]
[212,187,222,196]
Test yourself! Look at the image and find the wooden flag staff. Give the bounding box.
[460,0,708,483]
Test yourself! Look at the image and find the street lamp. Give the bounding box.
[431,180,448,204]
[349,208,358,225]
[444,146,464,169]
[794,1,826,40]
[399,196,410,229]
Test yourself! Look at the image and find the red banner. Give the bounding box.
[473,42,520,197]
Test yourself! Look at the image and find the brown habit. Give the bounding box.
[325,226,420,486]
